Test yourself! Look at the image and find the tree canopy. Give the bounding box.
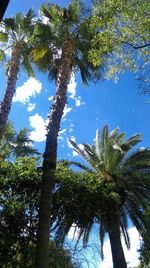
[0,157,79,268]
[89,0,150,92]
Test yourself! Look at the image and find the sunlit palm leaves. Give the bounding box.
[31,1,103,84]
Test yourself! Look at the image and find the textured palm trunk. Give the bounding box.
[0,43,22,140]
[0,0,10,22]
[107,216,127,268]
[35,39,74,268]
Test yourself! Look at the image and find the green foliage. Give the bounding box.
[0,49,6,62]
[0,157,40,267]
[89,0,150,91]
[0,158,77,268]
[0,32,8,42]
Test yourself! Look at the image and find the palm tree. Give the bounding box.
[52,125,150,268]
[31,2,109,267]
[14,128,40,158]
[0,0,10,22]
[0,121,40,159]
[0,10,35,140]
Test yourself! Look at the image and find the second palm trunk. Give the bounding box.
[35,39,74,268]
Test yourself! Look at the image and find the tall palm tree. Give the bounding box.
[31,2,109,267]
[52,126,150,268]
[0,10,35,140]
[0,0,10,22]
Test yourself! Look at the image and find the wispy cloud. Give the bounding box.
[62,105,72,119]
[48,95,53,101]
[69,123,74,133]
[13,77,42,104]
[27,103,36,112]
[58,129,66,140]
[75,96,85,107]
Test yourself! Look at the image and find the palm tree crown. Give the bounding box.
[52,125,150,268]
[31,1,103,84]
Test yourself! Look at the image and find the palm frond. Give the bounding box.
[41,4,62,23]
[69,140,91,163]
[120,208,130,249]
[122,134,142,151]
[82,221,93,247]
[123,149,150,170]
[68,161,94,172]
[95,129,101,159]
[22,53,35,77]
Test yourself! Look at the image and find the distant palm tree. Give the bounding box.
[13,128,40,158]
[0,0,10,22]
[31,1,107,267]
[53,126,150,268]
[0,10,35,140]
[0,121,40,159]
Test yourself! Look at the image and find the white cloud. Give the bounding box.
[27,103,36,112]
[68,225,81,240]
[98,227,140,268]
[29,113,46,142]
[68,72,77,99]
[140,146,145,151]
[48,95,53,101]
[41,15,49,24]
[62,105,72,119]
[13,77,42,104]
[69,123,74,133]
[75,96,85,107]
[58,129,66,140]
[68,73,85,107]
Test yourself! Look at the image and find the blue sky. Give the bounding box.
[1,0,150,267]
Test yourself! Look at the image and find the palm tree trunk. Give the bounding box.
[35,39,74,268]
[107,216,127,268]
[0,43,22,140]
[0,0,10,22]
